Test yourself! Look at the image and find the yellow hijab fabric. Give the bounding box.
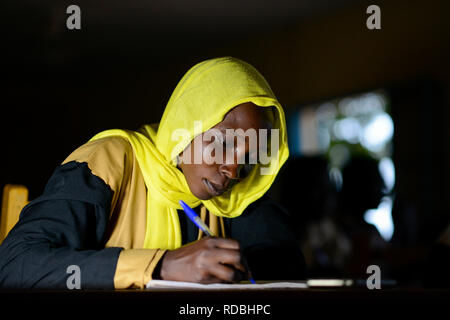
[90,57,289,250]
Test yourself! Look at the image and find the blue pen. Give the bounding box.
[179,200,256,284]
[179,200,215,237]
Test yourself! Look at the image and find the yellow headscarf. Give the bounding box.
[90,57,289,250]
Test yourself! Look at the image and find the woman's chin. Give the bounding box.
[191,189,213,201]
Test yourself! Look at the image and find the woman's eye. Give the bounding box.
[211,134,226,148]
[223,137,235,150]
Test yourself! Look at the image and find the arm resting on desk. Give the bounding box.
[0,162,121,289]
[0,161,164,289]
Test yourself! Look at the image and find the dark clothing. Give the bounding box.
[0,161,305,288]
[179,195,306,280]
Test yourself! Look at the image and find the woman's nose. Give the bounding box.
[219,162,242,180]
[219,141,247,179]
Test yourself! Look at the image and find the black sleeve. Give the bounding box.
[227,196,307,280]
[0,161,122,289]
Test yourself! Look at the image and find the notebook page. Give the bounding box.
[146,280,308,290]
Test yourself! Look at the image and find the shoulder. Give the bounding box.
[62,136,135,193]
[63,136,133,165]
[231,195,292,234]
[244,195,290,218]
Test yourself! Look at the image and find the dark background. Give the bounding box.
[1,0,449,284]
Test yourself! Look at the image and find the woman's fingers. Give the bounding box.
[160,236,247,283]
[202,237,246,273]
[206,262,244,283]
[215,248,247,273]
[206,237,240,250]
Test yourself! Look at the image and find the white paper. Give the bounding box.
[146,280,308,290]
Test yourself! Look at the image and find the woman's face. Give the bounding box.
[178,102,271,200]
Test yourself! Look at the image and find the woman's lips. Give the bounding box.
[203,178,224,197]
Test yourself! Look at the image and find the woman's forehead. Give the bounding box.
[216,102,270,130]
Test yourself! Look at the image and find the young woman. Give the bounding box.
[0,57,305,289]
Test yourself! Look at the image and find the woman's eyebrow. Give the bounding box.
[220,127,250,137]
[217,127,240,138]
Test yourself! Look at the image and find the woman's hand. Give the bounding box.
[159,237,247,283]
